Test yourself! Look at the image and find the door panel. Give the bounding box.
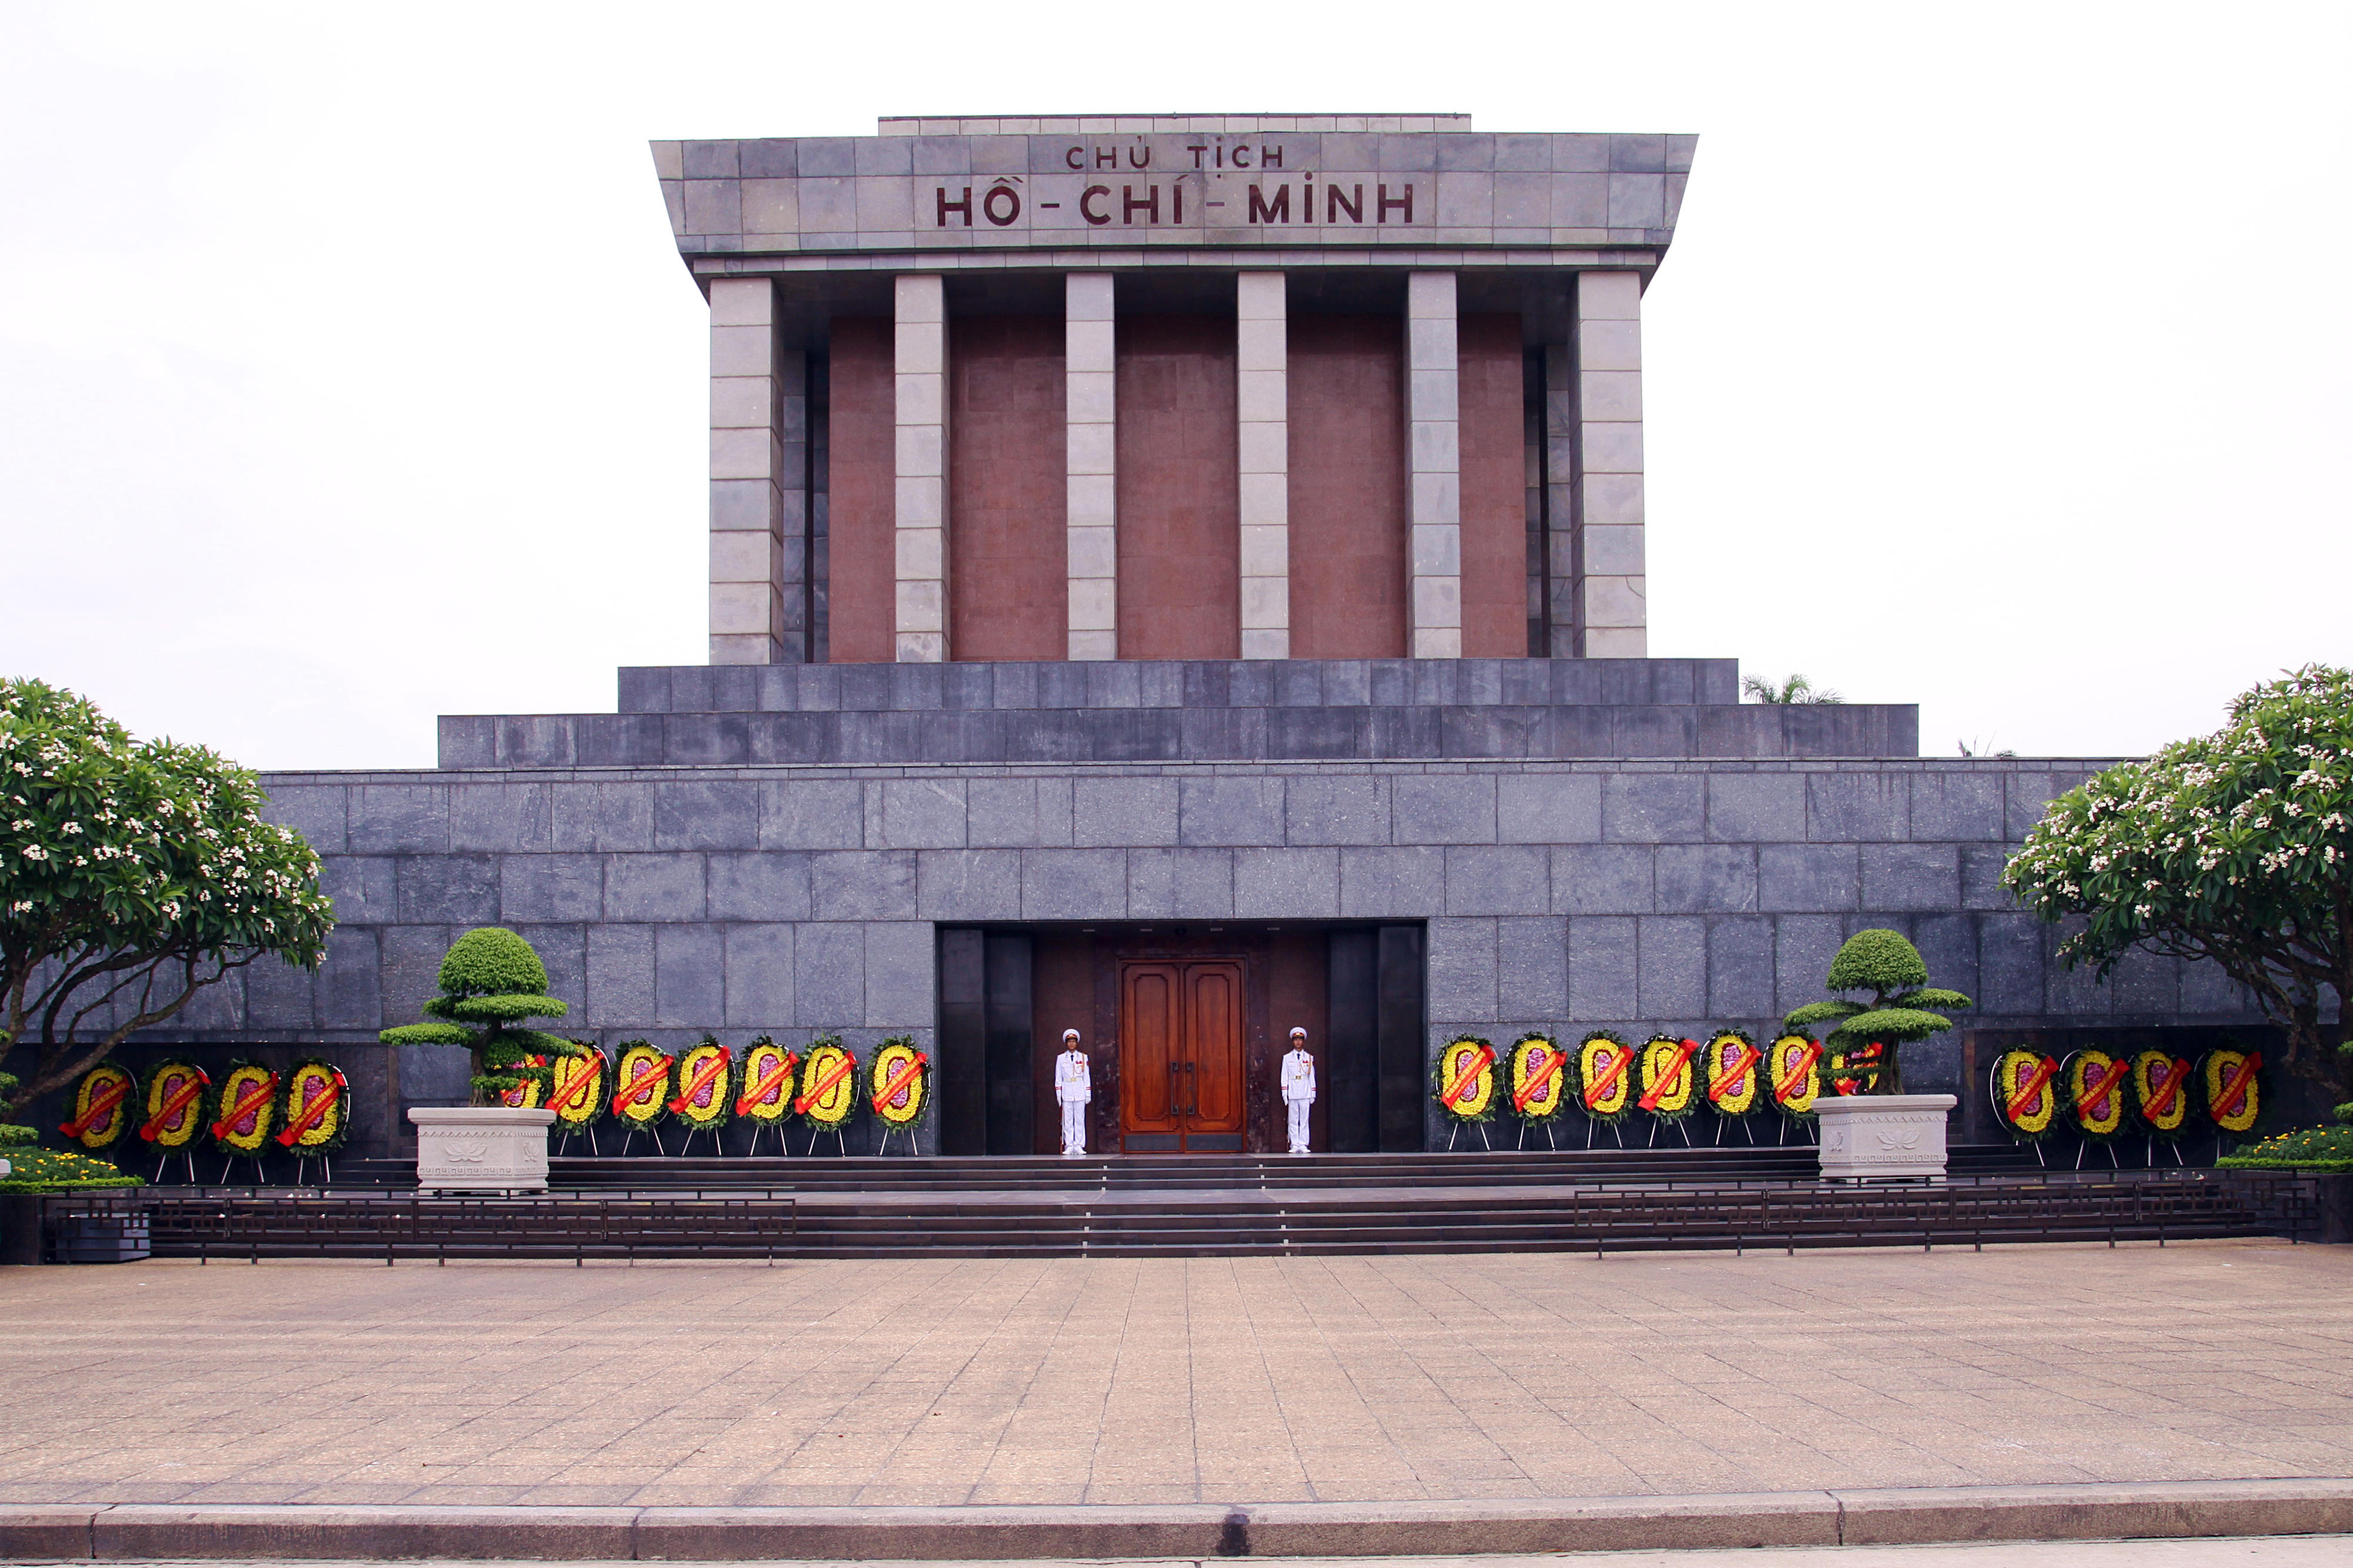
[1120,958,1246,1152]
[1186,963,1244,1135]
[1121,963,1181,1136]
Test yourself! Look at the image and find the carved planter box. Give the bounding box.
[410,1107,555,1193]
[1815,1093,1957,1181]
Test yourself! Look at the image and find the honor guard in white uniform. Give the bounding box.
[1054,1029,1092,1156]
[1281,1026,1317,1155]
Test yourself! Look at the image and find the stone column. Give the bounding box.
[1575,271,1647,657]
[1543,342,1577,657]
[894,273,948,663]
[1065,273,1117,660]
[1406,271,1462,659]
[707,277,807,665]
[1236,271,1289,660]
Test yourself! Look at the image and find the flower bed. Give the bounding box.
[2217,1126,2353,1172]
[0,1149,144,1193]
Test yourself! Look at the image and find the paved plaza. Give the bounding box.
[1,1241,2349,1510]
[23,1544,2353,1553]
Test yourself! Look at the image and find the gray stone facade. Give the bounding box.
[439,659,1917,768]
[174,733,2261,1155]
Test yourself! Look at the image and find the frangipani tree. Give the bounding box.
[379,928,584,1105]
[1782,929,1971,1095]
[2002,664,2353,1116]
[1,679,334,1115]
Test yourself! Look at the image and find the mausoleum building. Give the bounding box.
[128,116,2266,1160]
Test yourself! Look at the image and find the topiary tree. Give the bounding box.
[2003,665,2353,1120]
[378,928,584,1106]
[1781,929,1971,1095]
[1,679,335,1115]
[0,1056,35,1152]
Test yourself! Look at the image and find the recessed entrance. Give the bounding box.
[936,920,1427,1156]
[1118,959,1246,1152]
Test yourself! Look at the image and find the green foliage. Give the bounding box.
[435,926,548,997]
[2216,1125,2353,1172]
[1742,673,1843,705]
[2003,665,2353,1099]
[0,680,335,1115]
[0,1146,144,1192]
[1827,929,1928,992]
[1780,929,1969,1095]
[0,1069,34,1147]
[378,926,581,1106]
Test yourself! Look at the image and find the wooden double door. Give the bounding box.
[1118,959,1245,1153]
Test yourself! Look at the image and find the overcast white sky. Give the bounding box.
[2,2,2346,772]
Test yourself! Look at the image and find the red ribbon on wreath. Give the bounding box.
[274,1070,344,1147]
[2075,1056,2129,1120]
[736,1053,798,1116]
[210,1073,278,1140]
[2212,1052,2262,1120]
[872,1051,929,1115]
[139,1071,208,1143]
[1637,1037,1701,1112]
[60,1077,131,1140]
[610,1055,674,1118]
[1512,1045,1565,1112]
[2142,1056,2189,1121]
[548,1053,601,1115]
[1583,1043,1631,1109]
[1707,1042,1762,1103]
[668,1052,730,1115]
[1772,1042,1821,1106]
[2005,1056,2059,1123]
[795,1052,856,1115]
[1440,1043,1495,1109]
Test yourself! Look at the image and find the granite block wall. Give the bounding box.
[149,754,2267,1155]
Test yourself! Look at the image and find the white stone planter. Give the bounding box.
[1814,1093,1958,1180]
[410,1107,555,1193]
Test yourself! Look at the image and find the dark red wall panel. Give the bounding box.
[1116,315,1239,660]
[1459,313,1528,658]
[949,316,1067,661]
[825,317,896,665]
[1288,315,1407,659]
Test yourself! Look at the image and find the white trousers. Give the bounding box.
[1286,1098,1312,1153]
[1060,1097,1088,1155]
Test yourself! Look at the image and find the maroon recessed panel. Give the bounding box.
[1116,315,1240,660]
[1288,314,1407,659]
[949,316,1068,661]
[825,317,896,665]
[1459,312,1529,658]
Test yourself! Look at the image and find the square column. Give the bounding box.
[1236,271,1289,660]
[707,278,807,665]
[894,273,948,663]
[1406,271,1462,659]
[1542,343,1577,656]
[1575,271,1647,657]
[1065,273,1117,660]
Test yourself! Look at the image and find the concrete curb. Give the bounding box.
[0,1479,2345,1559]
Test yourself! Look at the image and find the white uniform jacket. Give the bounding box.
[1281,1049,1317,1103]
[1055,1050,1092,1104]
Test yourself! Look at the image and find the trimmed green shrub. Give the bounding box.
[378,928,585,1106]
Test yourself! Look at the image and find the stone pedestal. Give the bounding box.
[409,1107,555,1193]
[1815,1093,1957,1181]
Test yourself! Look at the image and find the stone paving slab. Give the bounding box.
[0,1242,2348,1512]
[2,1489,2352,1559]
[10,1551,2349,1568]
